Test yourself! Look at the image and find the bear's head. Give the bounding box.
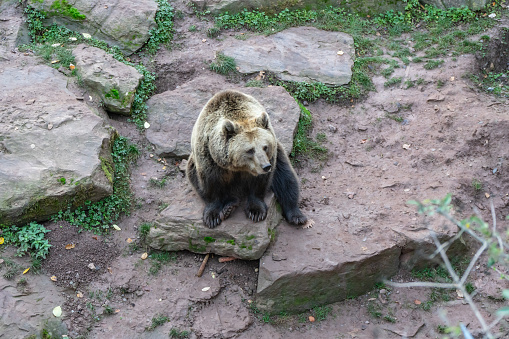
[211,112,277,176]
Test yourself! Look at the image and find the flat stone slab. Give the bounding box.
[146,188,281,260]
[222,27,354,86]
[255,204,461,314]
[73,44,143,115]
[146,77,300,158]
[27,0,157,55]
[0,64,113,225]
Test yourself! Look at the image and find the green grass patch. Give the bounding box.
[145,315,169,331]
[209,53,236,75]
[291,101,328,162]
[149,251,177,275]
[169,328,190,338]
[2,222,51,259]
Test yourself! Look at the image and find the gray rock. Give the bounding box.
[73,44,143,115]
[222,27,354,86]
[0,255,68,338]
[27,0,158,55]
[192,0,405,16]
[421,0,488,11]
[146,190,281,260]
[146,77,300,158]
[0,0,30,61]
[0,64,114,225]
[255,206,463,314]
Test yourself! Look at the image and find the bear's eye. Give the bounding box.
[263,145,268,152]
[246,148,255,155]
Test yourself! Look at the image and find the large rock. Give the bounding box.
[0,0,30,61]
[146,77,301,158]
[0,64,114,225]
[27,0,158,55]
[73,44,143,115]
[146,190,281,260]
[191,0,406,16]
[222,27,354,86]
[421,0,488,11]
[255,204,463,314]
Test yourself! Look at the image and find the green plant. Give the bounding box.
[143,0,174,54]
[52,136,139,234]
[149,177,167,188]
[207,27,220,38]
[58,177,66,185]
[423,59,444,70]
[209,53,236,75]
[139,223,152,239]
[384,77,402,87]
[312,305,332,321]
[3,222,51,259]
[149,251,177,275]
[472,179,483,191]
[188,25,197,32]
[1,258,22,280]
[104,305,114,315]
[169,328,190,338]
[291,101,328,162]
[146,315,169,331]
[386,113,404,123]
[245,79,264,88]
[437,79,445,88]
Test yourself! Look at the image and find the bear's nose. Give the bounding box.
[262,164,272,173]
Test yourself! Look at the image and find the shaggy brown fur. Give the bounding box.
[187,90,307,228]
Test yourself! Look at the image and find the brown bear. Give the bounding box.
[186,90,308,228]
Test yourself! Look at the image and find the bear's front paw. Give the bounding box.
[245,200,268,222]
[285,209,308,226]
[203,205,223,228]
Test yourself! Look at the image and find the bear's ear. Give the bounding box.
[223,119,238,139]
[256,112,269,129]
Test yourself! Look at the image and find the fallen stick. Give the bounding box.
[196,253,210,277]
[218,256,237,263]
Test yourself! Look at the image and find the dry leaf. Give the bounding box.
[368,298,376,301]
[456,289,464,298]
[53,306,62,317]
[115,309,120,313]
[162,166,167,170]
[361,246,368,251]
[92,236,98,240]
[402,144,411,150]
[50,275,57,282]
[51,60,60,64]
[450,76,455,81]
[69,64,75,70]
[82,33,92,39]
[201,287,211,292]
[414,299,421,305]
[65,243,75,250]
[337,50,344,55]
[144,122,150,129]
[77,291,84,298]
[202,39,207,43]
[141,253,148,260]
[51,43,60,47]
[485,193,490,198]
[309,316,315,322]
[0,237,4,244]
[23,268,30,274]
[360,139,368,144]
[108,267,113,274]
[126,238,133,243]
[247,299,253,304]
[113,225,121,231]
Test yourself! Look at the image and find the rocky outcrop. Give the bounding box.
[146,191,281,260]
[27,0,158,55]
[145,77,301,158]
[222,27,355,86]
[191,0,406,16]
[0,0,30,61]
[0,64,114,225]
[73,44,143,115]
[255,204,464,314]
[421,0,488,11]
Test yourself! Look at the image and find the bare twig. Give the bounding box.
[429,228,465,259]
[385,281,457,289]
[459,241,488,286]
[196,253,210,277]
[218,256,237,263]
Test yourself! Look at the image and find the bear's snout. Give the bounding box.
[262,164,272,173]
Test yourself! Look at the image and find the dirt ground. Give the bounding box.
[1,1,509,338]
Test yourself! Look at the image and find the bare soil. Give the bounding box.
[1,2,509,339]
